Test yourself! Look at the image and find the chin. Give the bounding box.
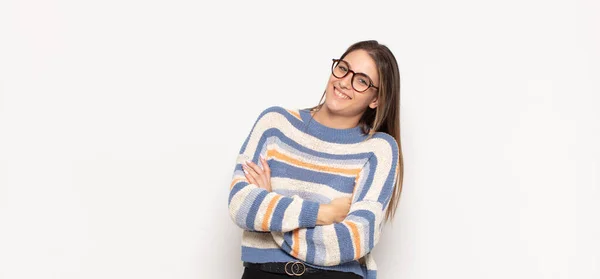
[323,90,350,114]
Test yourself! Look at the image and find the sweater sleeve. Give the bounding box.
[269,136,399,266]
[227,106,322,232]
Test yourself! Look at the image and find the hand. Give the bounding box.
[242,154,272,192]
[317,197,352,225]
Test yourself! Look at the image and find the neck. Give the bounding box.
[311,107,361,129]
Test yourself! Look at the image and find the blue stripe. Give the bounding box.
[241,246,365,278]
[371,133,399,206]
[351,209,376,250]
[241,246,296,263]
[269,160,356,193]
[270,197,292,231]
[228,180,249,205]
[266,129,370,160]
[242,125,369,173]
[234,164,243,172]
[245,190,268,229]
[365,269,377,279]
[313,226,326,265]
[238,107,273,154]
[269,134,368,166]
[305,229,315,263]
[298,109,368,144]
[273,189,330,203]
[334,223,355,262]
[238,107,272,163]
[246,135,269,165]
[298,200,319,227]
[346,214,371,253]
[238,106,377,175]
[379,168,395,206]
[269,106,307,128]
[282,230,294,254]
[357,155,377,201]
[379,156,398,207]
[235,188,261,228]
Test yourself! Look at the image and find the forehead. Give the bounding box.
[342,49,378,80]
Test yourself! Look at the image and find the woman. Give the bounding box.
[228,40,403,279]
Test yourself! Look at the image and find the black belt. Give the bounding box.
[243,261,325,276]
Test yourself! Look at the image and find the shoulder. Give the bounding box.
[364,131,399,161]
[253,105,303,123]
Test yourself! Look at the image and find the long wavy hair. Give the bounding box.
[304,40,403,223]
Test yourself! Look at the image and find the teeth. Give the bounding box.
[334,88,350,99]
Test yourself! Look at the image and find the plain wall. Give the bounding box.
[1,0,598,278]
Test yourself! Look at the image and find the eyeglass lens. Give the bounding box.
[332,60,373,92]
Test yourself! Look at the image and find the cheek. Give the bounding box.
[355,93,374,105]
[327,75,336,85]
[326,78,336,92]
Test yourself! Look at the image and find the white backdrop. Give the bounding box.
[1,1,599,278]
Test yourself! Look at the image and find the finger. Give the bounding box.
[252,163,269,189]
[244,172,257,186]
[259,156,271,187]
[244,161,259,176]
[259,155,271,176]
[246,160,268,186]
[246,160,264,175]
[241,164,254,183]
[242,164,261,187]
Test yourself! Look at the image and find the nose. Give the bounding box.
[339,72,353,90]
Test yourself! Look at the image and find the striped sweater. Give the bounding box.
[228,106,399,279]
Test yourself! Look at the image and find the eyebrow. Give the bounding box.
[342,59,376,81]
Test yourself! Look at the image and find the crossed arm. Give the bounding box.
[227,107,399,266]
[269,152,397,266]
[228,107,351,233]
[228,152,351,232]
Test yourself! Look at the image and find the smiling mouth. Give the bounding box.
[334,87,352,100]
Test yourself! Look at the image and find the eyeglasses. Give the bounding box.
[331,59,379,92]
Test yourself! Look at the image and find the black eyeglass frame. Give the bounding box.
[331,58,379,92]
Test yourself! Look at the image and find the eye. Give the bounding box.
[358,78,368,85]
[338,65,348,72]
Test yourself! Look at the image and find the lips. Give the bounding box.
[333,87,352,100]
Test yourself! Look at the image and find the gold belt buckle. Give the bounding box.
[284,261,306,276]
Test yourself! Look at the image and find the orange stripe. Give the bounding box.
[261,195,281,231]
[346,221,361,259]
[267,149,361,176]
[229,178,246,190]
[286,109,302,121]
[292,229,300,257]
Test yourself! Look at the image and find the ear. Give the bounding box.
[369,95,379,109]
